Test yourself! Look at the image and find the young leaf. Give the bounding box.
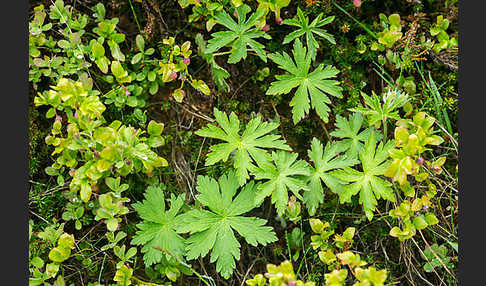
[325,269,348,285]
[131,186,186,266]
[206,5,271,63]
[329,113,383,160]
[354,267,388,286]
[331,133,396,220]
[304,138,359,215]
[266,39,343,124]
[252,150,310,216]
[282,7,336,60]
[177,172,277,279]
[195,108,291,185]
[113,265,133,286]
[349,90,409,128]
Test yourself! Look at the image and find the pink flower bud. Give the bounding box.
[183,57,190,65]
[276,17,283,25]
[288,282,297,286]
[125,90,131,96]
[170,71,178,80]
[416,157,424,165]
[353,0,361,7]
[94,150,100,159]
[74,110,79,119]
[261,24,270,32]
[55,115,62,123]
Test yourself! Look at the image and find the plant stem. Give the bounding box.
[153,247,214,286]
[383,118,388,139]
[128,0,142,33]
[332,1,378,40]
[131,276,168,286]
[98,253,107,284]
[212,51,231,56]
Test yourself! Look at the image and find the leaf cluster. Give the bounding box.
[266,39,343,124]
[195,108,291,185]
[206,5,271,63]
[177,172,277,278]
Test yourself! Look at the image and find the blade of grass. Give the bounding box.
[428,72,453,134]
[332,1,378,40]
[372,61,395,87]
[285,230,293,263]
[128,0,142,33]
[415,63,442,123]
[415,61,453,134]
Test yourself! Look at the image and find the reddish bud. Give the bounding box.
[261,24,270,32]
[170,71,178,80]
[353,0,362,7]
[183,57,190,65]
[431,166,441,172]
[288,282,297,286]
[416,157,424,165]
[55,115,62,123]
[69,168,75,177]
[94,150,100,159]
[74,110,79,119]
[125,90,131,96]
[276,17,283,25]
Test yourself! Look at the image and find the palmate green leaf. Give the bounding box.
[195,108,291,185]
[330,133,396,221]
[177,172,277,279]
[252,150,310,216]
[206,5,271,63]
[304,138,359,215]
[131,186,185,266]
[329,113,383,160]
[282,7,336,60]
[349,90,409,128]
[266,39,343,124]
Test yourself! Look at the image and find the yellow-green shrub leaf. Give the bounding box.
[147,120,164,136]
